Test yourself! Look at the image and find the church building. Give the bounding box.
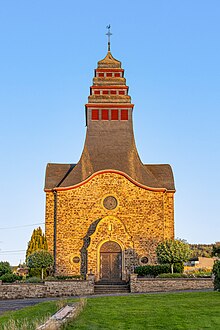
[44,35,175,282]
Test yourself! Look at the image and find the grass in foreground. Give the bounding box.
[63,292,220,330]
[0,292,219,330]
[0,299,76,330]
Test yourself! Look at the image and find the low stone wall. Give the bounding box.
[0,280,94,300]
[130,274,213,293]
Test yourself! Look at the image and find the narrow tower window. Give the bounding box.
[102,109,109,120]
[121,109,128,120]
[111,109,119,120]
[92,109,99,120]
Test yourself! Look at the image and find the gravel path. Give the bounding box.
[0,297,61,315]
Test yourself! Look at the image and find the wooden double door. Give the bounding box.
[100,241,122,282]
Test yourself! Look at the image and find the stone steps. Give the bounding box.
[94,283,130,294]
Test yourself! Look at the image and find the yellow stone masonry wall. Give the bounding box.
[45,172,174,279]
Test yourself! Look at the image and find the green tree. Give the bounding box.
[0,261,12,276]
[26,227,48,261]
[156,239,191,274]
[212,242,220,258]
[189,244,213,258]
[27,250,53,280]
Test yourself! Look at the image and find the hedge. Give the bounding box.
[157,273,187,278]
[134,263,183,277]
[212,260,220,291]
[0,273,22,283]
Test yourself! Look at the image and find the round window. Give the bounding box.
[72,256,80,263]
[103,196,118,210]
[140,256,149,265]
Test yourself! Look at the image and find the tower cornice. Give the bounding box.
[85,103,134,108]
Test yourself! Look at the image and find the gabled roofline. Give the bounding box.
[44,169,175,193]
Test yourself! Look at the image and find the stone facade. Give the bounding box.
[45,172,174,280]
[130,274,213,293]
[0,280,94,300]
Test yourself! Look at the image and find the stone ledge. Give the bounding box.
[136,277,213,281]
[0,280,94,300]
[130,277,213,293]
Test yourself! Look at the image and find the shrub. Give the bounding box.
[173,262,184,273]
[25,276,43,283]
[194,272,212,278]
[0,273,21,283]
[157,272,212,279]
[189,269,212,278]
[29,268,47,278]
[134,264,184,277]
[44,275,84,281]
[44,276,57,281]
[0,261,12,276]
[157,273,188,278]
[135,265,168,277]
[56,275,83,280]
[212,260,220,291]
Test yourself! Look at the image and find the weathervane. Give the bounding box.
[106,25,112,51]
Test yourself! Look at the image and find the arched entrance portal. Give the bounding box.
[100,241,122,282]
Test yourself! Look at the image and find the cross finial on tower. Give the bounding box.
[106,25,112,51]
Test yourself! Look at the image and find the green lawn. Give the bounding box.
[64,292,220,330]
[0,299,75,330]
[0,292,219,330]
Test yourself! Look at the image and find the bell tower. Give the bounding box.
[57,27,164,189]
[86,29,133,127]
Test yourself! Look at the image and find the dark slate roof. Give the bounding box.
[45,162,175,191]
[144,164,175,191]
[45,164,76,190]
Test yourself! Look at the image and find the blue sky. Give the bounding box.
[0,1,219,265]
